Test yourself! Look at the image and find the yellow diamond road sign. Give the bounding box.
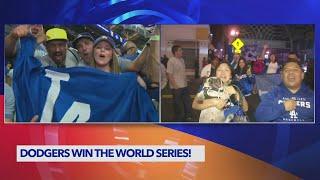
[232,38,244,50]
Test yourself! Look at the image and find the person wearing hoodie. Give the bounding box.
[255,60,314,122]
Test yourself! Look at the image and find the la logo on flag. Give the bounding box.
[13,37,159,123]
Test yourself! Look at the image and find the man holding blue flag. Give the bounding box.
[40,27,80,67]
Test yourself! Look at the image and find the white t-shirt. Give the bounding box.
[160,63,168,89]
[266,62,278,74]
[166,57,187,89]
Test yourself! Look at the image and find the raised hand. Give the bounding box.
[284,99,297,111]
[10,25,30,39]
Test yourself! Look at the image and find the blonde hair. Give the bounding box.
[110,51,121,73]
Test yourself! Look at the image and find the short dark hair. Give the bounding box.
[171,45,181,55]
[210,56,220,62]
[269,53,277,61]
[288,51,299,60]
[239,56,246,62]
[283,59,303,70]
[289,51,297,55]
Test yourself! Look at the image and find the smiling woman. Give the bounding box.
[192,62,249,122]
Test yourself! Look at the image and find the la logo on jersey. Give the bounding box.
[278,97,311,122]
[289,110,298,119]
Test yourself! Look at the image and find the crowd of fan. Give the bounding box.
[4,25,159,122]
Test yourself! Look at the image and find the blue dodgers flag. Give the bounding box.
[255,74,282,96]
[234,75,255,96]
[13,37,158,122]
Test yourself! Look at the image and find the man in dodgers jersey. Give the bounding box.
[255,60,314,122]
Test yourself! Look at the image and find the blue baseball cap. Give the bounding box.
[94,36,115,49]
[72,32,94,48]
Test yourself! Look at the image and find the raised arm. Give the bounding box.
[5,25,46,58]
[5,25,29,58]
[260,44,268,59]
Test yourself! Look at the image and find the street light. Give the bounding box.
[230,29,239,37]
[230,29,236,36]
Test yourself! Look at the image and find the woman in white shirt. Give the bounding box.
[266,54,279,74]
